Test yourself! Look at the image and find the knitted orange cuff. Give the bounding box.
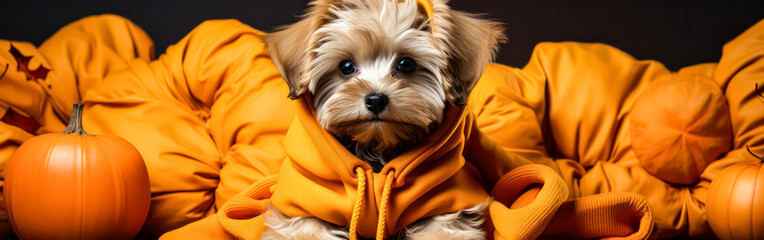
[216,175,278,239]
[539,192,659,240]
[488,164,569,240]
[158,175,278,240]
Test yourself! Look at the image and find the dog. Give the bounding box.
[262,0,504,239]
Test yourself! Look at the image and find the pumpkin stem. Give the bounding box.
[746,145,764,163]
[63,103,90,136]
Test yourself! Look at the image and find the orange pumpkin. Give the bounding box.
[3,103,150,239]
[706,146,764,240]
[630,74,732,185]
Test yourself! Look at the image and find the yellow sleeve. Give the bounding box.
[81,19,291,237]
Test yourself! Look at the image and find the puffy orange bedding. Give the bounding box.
[0,14,762,239]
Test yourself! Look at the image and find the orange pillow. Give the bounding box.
[630,74,732,185]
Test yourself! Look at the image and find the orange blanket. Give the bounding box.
[0,14,762,239]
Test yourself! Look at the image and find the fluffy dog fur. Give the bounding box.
[263,0,504,238]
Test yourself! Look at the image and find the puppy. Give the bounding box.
[262,0,504,239]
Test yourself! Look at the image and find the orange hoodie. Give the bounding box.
[162,93,659,239]
[270,95,498,238]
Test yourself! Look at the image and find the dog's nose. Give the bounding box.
[364,93,389,114]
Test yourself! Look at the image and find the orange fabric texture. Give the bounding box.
[539,192,658,240]
[487,164,569,239]
[0,13,763,239]
[488,165,658,239]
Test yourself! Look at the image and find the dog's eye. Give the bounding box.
[339,60,356,77]
[396,57,416,73]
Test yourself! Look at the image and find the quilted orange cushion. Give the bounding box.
[630,74,732,185]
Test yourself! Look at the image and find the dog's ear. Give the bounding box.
[264,19,313,99]
[431,2,506,105]
[264,0,337,99]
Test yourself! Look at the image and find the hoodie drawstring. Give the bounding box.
[349,167,396,240]
[350,167,367,240]
[376,172,394,239]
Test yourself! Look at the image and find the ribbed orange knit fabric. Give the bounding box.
[488,164,569,240]
[215,175,277,239]
[539,193,658,240]
[488,165,659,240]
[160,175,277,239]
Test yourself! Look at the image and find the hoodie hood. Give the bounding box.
[269,95,490,238]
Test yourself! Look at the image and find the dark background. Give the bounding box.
[1,0,762,71]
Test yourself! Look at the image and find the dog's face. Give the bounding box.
[310,0,448,150]
[266,0,504,152]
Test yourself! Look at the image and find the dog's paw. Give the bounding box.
[404,201,489,240]
[262,205,349,240]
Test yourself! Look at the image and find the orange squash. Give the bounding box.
[630,75,732,185]
[3,103,150,239]
[706,146,764,240]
